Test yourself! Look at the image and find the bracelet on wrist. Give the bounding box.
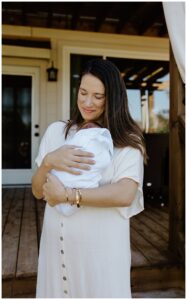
[75,189,82,208]
[74,188,82,208]
[67,188,75,206]
[64,187,69,203]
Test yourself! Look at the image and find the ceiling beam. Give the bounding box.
[47,11,53,28]
[71,3,83,30]
[21,8,28,26]
[1,2,168,38]
[116,3,142,34]
[140,4,163,35]
[130,3,163,35]
[94,3,112,32]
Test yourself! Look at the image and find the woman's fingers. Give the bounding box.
[63,166,82,175]
[63,164,94,174]
[72,148,95,158]
[48,145,96,173]
[66,156,94,170]
[42,173,66,206]
[73,156,95,165]
[71,149,95,165]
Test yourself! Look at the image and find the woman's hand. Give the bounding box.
[44,145,95,175]
[43,173,66,206]
[32,144,95,200]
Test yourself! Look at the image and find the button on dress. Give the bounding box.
[35,122,144,298]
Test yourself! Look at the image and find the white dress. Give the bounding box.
[51,127,113,216]
[35,121,144,298]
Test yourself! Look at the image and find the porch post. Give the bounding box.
[169,45,185,261]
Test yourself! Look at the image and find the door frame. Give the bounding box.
[2,65,40,185]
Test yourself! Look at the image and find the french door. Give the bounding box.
[2,65,40,185]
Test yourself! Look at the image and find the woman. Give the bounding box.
[32,59,147,298]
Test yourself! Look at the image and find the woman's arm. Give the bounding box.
[32,145,95,199]
[32,159,51,199]
[80,178,138,207]
[43,173,138,208]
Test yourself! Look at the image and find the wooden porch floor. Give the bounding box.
[2,187,185,298]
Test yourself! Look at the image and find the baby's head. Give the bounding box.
[80,121,103,130]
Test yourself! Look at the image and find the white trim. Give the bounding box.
[3,25,169,54]
[2,65,40,185]
[2,45,50,59]
[63,45,169,61]
[3,25,169,62]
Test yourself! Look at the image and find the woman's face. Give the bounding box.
[77,74,106,122]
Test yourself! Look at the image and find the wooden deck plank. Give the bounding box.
[131,242,150,267]
[146,204,169,220]
[131,264,185,292]
[2,189,25,279]
[2,187,7,199]
[2,279,12,298]
[131,217,168,255]
[16,188,38,278]
[135,212,168,241]
[2,188,15,234]
[133,287,185,298]
[130,227,169,265]
[143,207,169,230]
[12,277,37,298]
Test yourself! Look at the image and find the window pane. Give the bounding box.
[148,74,169,133]
[127,89,142,127]
[106,56,169,133]
[2,75,32,169]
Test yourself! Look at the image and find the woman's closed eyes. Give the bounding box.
[79,90,105,101]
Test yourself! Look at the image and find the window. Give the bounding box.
[2,75,32,169]
[107,57,169,133]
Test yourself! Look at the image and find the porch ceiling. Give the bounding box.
[2,2,168,37]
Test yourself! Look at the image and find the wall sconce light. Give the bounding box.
[47,61,58,81]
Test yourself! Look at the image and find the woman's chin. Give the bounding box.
[81,115,96,122]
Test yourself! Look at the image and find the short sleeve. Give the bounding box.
[112,147,144,219]
[35,121,66,167]
[35,126,50,167]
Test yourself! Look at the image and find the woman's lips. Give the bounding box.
[82,108,95,114]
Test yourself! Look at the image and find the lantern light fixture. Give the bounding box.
[47,61,58,81]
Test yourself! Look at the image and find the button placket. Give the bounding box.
[60,221,69,297]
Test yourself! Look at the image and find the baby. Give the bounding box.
[51,122,113,216]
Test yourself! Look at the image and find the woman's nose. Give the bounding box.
[84,96,93,106]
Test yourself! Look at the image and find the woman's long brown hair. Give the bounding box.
[65,59,148,163]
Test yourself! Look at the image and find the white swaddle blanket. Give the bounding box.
[51,127,113,216]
